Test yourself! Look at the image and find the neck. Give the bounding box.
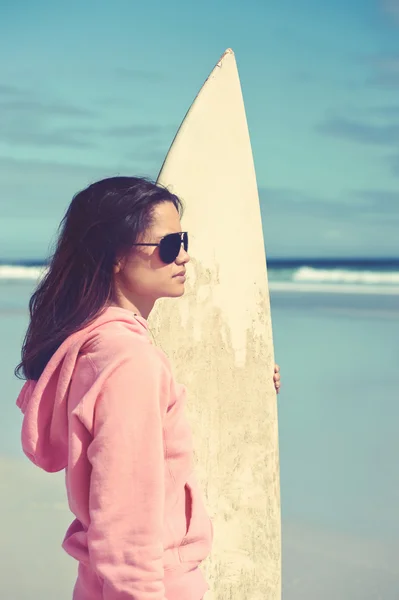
[109,292,155,320]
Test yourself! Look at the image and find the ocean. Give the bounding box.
[2,257,399,294]
[1,257,399,599]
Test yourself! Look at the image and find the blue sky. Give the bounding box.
[0,0,398,259]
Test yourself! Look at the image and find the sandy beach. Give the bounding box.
[1,279,398,599]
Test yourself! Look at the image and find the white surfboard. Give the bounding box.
[150,48,281,600]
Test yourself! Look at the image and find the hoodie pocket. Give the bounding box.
[178,474,213,564]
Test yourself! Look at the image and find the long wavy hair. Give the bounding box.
[15,176,182,381]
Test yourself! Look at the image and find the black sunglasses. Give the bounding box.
[132,231,188,264]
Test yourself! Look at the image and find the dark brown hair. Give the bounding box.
[15,176,182,381]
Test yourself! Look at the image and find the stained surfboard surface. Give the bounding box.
[150,49,281,600]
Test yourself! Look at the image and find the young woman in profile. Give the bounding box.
[15,177,281,600]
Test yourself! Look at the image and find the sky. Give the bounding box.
[0,0,398,259]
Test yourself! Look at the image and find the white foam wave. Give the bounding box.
[0,265,46,280]
[2,263,399,297]
[293,266,399,285]
[269,281,399,295]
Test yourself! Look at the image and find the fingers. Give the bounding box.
[274,364,281,394]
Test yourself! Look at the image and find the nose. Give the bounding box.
[176,245,190,265]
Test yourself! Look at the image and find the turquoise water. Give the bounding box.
[2,281,399,598]
[272,291,399,598]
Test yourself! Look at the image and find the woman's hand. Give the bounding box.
[274,364,281,394]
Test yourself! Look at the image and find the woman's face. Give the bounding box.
[112,201,190,316]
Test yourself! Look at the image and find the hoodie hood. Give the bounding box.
[16,307,148,473]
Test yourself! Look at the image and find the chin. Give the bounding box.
[164,285,185,299]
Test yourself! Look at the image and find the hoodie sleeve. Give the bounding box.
[86,349,169,600]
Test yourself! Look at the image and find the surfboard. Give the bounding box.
[150,48,281,600]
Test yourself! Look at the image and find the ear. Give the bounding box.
[114,254,127,274]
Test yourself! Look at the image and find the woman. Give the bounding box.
[15,177,281,600]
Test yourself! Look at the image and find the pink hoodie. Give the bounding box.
[16,306,213,600]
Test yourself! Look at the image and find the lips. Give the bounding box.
[174,271,186,277]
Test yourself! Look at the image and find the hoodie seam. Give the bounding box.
[86,354,98,376]
[78,355,98,424]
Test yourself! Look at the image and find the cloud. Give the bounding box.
[0,157,125,218]
[0,156,141,258]
[390,154,399,175]
[380,0,399,23]
[103,124,176,139]
[0,84,26,97]
[126,148,167,162]
[317,107,399,177]
[124,145,168,167]
[316,115,399,146]
[114,67,165,82]
[0,98,97,118]
[259,186,399,241]
[0,156,113,176]
[260,188,378,219]
[0,83,97,118]
[0,91,174,150]
[0,80,176,154]
[353,189,399,213]
[262,186,399,211]
[366,55,399,88]
[0,86,99,149]
[260,188,337,218]
[258,188,399,259]
[0,128,93,149]
[368,104,399,118]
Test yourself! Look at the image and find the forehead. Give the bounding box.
[149,201,182,237]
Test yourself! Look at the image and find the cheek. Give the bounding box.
[124,262,174,293]
[154,264,175,288]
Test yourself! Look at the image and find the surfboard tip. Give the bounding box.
[216,48,235,68]
[222,48,234,58]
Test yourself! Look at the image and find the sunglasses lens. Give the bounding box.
[182,232,188,252]
[159,232,189,264]
[159,233,182,264]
